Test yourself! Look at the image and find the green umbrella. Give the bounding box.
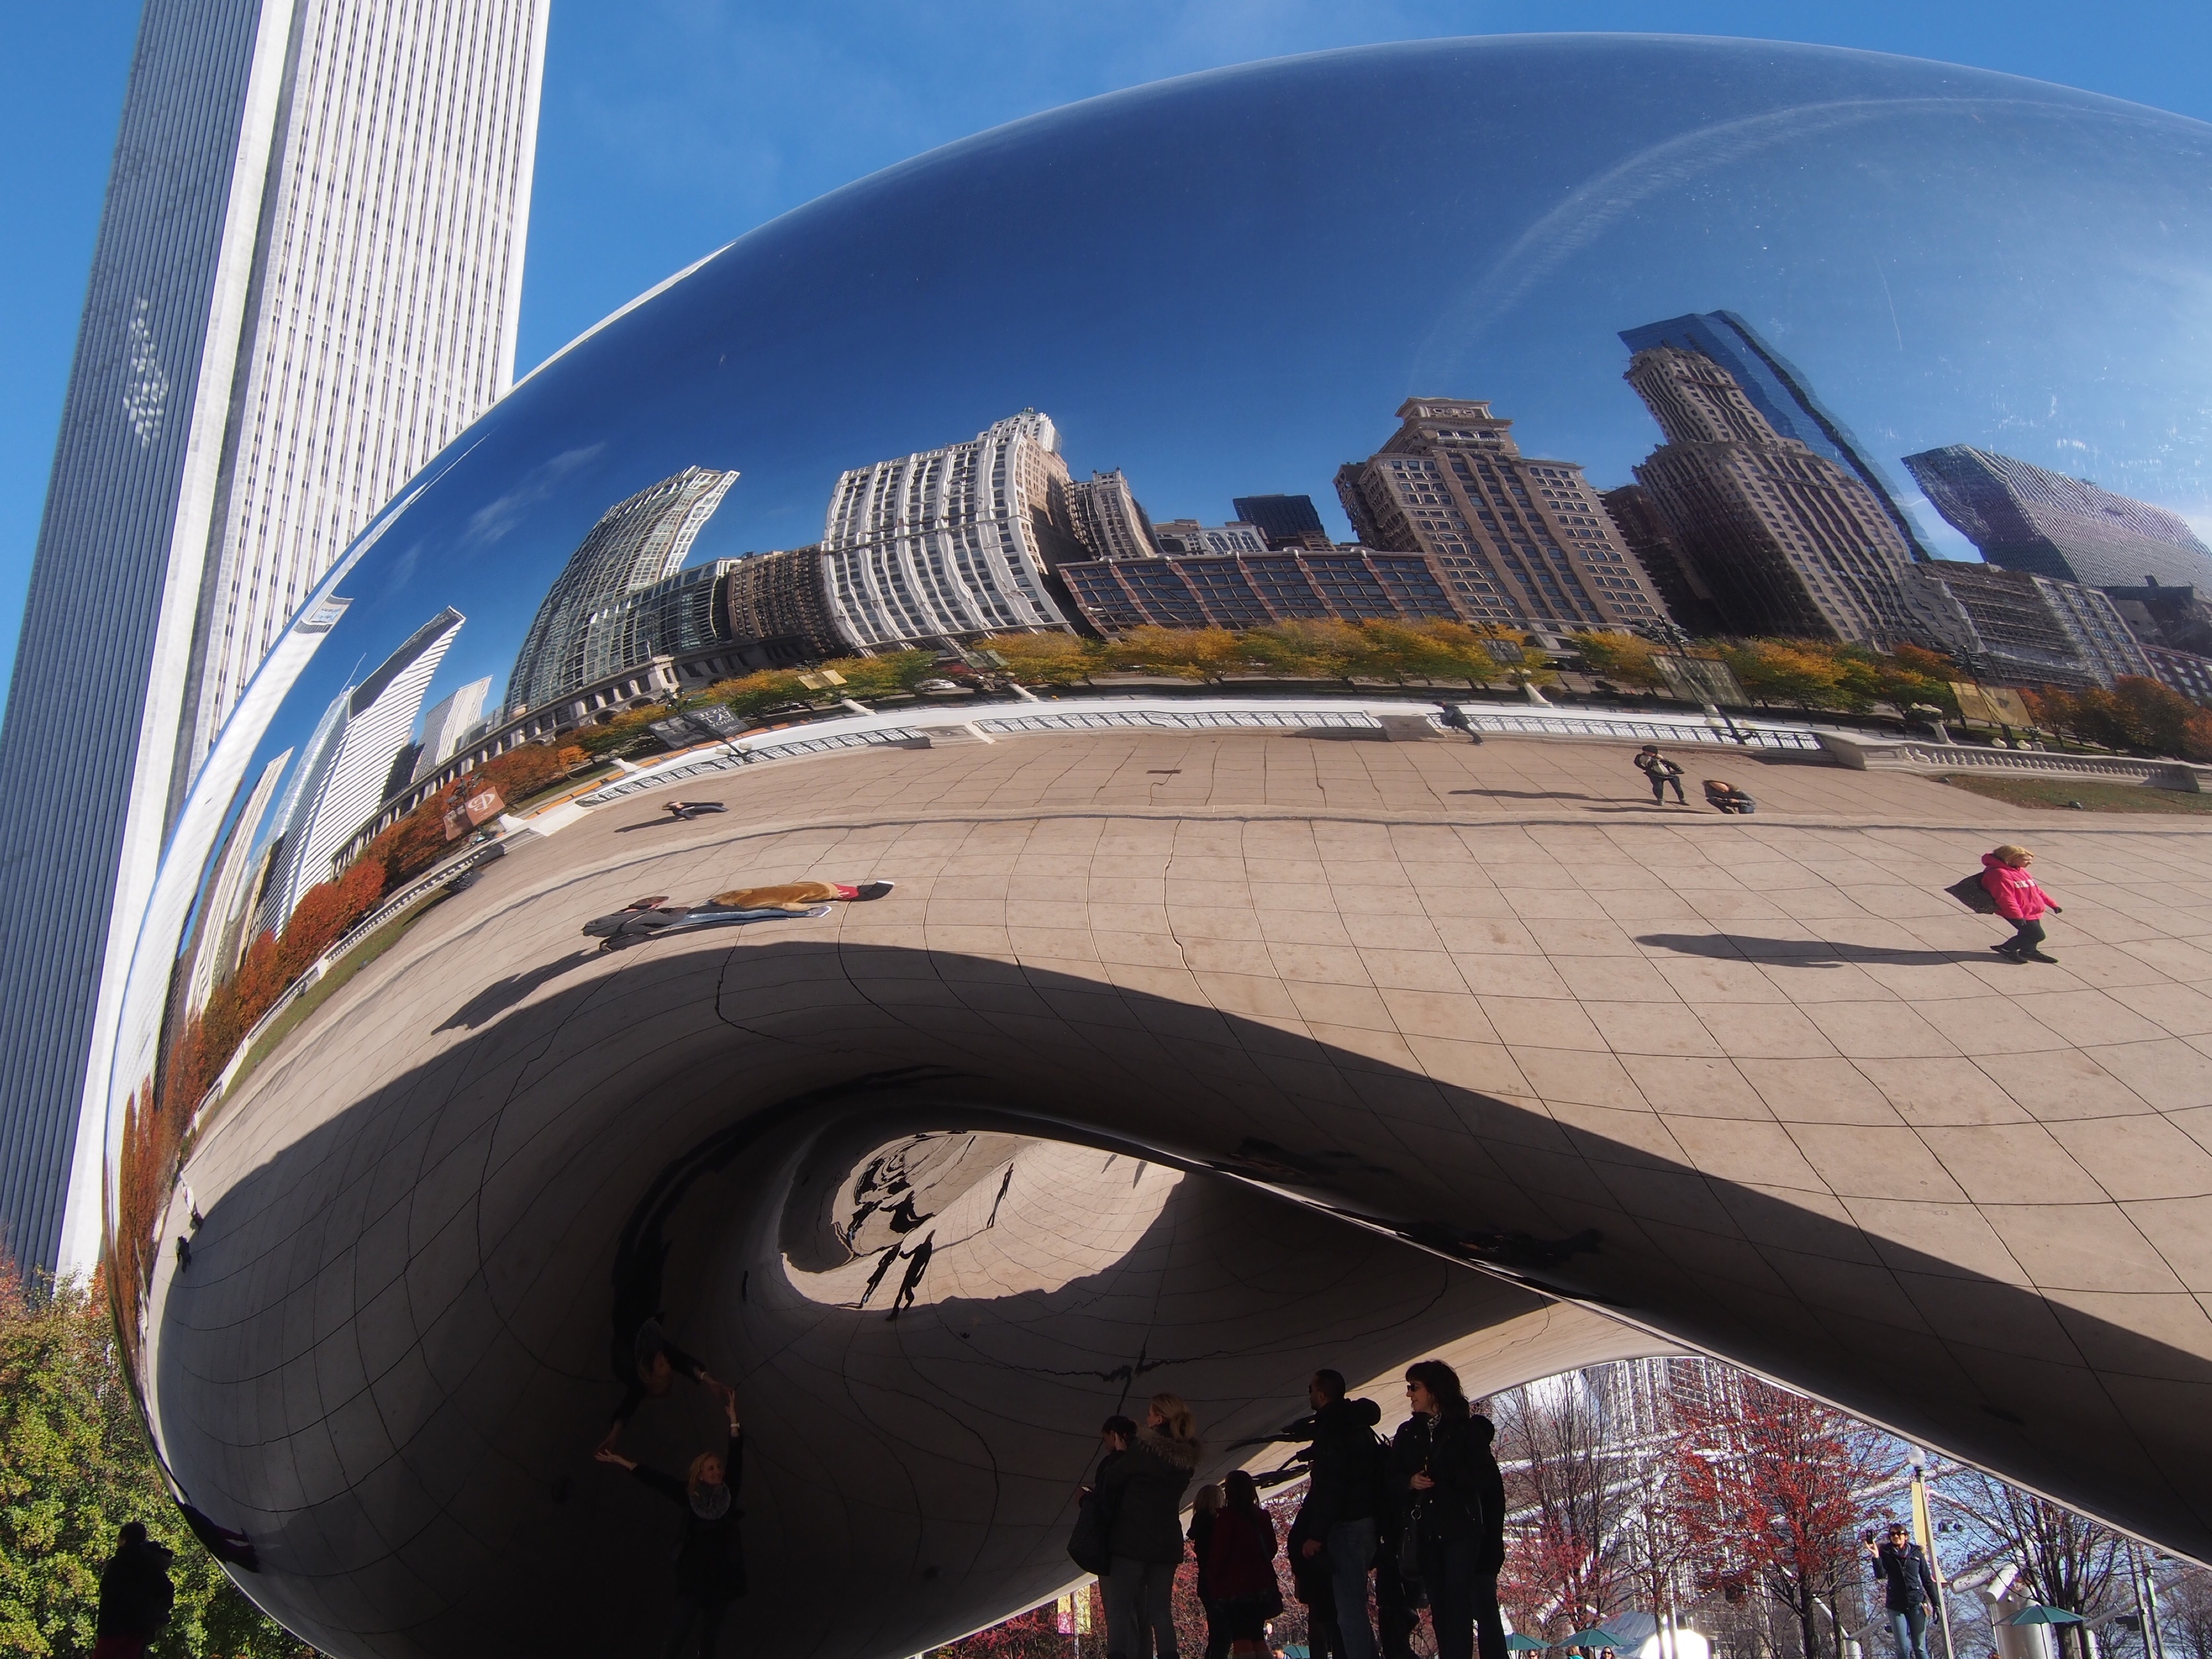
[1508,1638,1549,1651]
[1560,1631,1627,1649]
[2007,1608,2084,1627]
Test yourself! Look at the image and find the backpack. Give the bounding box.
[1944,873,1998,914]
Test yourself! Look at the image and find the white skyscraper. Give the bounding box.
[261,609,463,936]
[821,411,1089,649]
[0,0,544,1273]
[412,677,494,785]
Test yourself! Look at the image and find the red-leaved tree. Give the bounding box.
[1674,1376,1898,1659]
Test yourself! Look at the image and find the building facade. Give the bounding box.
[1902,446,2212,591]
[1058,547,1468,636]
[579,561,736,689]
[506,468,738,716]
[260,608,463,935]
[1233,493,1334,551]
[722,546,849,666]
[1625,347,1927,644]
[1620,311,1933,560]
[1599,483,1717,637]
[0,0,544,1272]
[412,678,493,787]
[820,411,1088,649]
[1335,397,1668,630]
[2143,645,2212,708]
[1150,520,1269,556]
[1910,562,2152,689]
[1066,469,1159,561]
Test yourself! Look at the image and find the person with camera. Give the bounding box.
[1391,1361,1490,1659]
[596,1386,746,1658]
[1866,1522,1942,1659]
[1294,1370,1386,1659]
[93,1522,174,1659]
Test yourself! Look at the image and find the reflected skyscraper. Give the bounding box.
[261,609,463,935]
[821,411,1088,649]
[1619,310,1933,561]
[1067,470,1160,561]
[1336,397,1668,629]
[1234,493,1334,552]
[507,469,740,716]
[0,0,544,1272]
[1625,347,1926,644]
[1901,445,2212,591]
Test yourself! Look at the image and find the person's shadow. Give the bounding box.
[438,950,601,1030]
[1638,933,1989,967]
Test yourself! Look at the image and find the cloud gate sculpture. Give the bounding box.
[105,34,2212,1659]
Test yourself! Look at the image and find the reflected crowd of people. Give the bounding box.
[1082,1360,1508,1659]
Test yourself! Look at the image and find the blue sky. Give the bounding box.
[5,0,2212,702]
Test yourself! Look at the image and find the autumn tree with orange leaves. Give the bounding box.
[1672,1374,1899,1659]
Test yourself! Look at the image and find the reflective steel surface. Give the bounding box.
[105,35,2212,1658]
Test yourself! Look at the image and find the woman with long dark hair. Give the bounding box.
[597,1388,746,1657]
[1392,1360,1485,1659]
[1190,1483,1227,1659]
[1206,1470,1283,1658]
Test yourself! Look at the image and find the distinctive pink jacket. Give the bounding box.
[1981,853,2051,921]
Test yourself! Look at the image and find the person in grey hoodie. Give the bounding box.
[1096,1392,1204,1659]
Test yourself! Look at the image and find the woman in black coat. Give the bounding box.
[1095,1391,1203,1659]
[599,1387,746,1657]
[1392,1361,1486,1659]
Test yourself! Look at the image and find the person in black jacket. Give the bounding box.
[1867,1523,1943,1659]
[1468,1415,1508,1659]
[1189,1483,1227,1659]
[1294,1370,1384,1659]
[1096,1392,1203,1659]
[1392,1360,1485,1659]
[598,1388,746,1657]
[94,1522,174,1659]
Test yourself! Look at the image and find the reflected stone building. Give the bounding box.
[507,468,739,715]
[1909,561,2152,689]
[822,411,1088,649]
[1151,519,1269,556]
[1059,545,1467,635]
[1901,445,2212,590]
[1067,469,1160,561]
[0,0,543,1272]
[1336,397,1669,630]
[1625,347,1927,644]
[1620,310,1933,561]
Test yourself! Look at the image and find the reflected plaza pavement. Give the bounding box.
[156,729,2212,1654]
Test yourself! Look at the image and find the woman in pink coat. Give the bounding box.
[1982,844,2064,963]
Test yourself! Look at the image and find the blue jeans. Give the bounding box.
[1328,1517,1379,1659]
[1890,1606,1930,1659]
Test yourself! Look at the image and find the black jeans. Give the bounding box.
[2003,917,2047,953]
[1420,1535,1481,1659]
[1106,1555,1179,1659]
[1646,769,1685,802]
[662,1592,728,1658]
[1474,1568,1506,1659]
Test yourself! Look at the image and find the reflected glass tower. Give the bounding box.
[1233,493,1333,551]
[1901,445,2212,590]
[507,469,741,716]
[0,0,544,1273]
[1620,310,1933,561]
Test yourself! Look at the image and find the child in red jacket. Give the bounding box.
[1982,844,2063,963]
